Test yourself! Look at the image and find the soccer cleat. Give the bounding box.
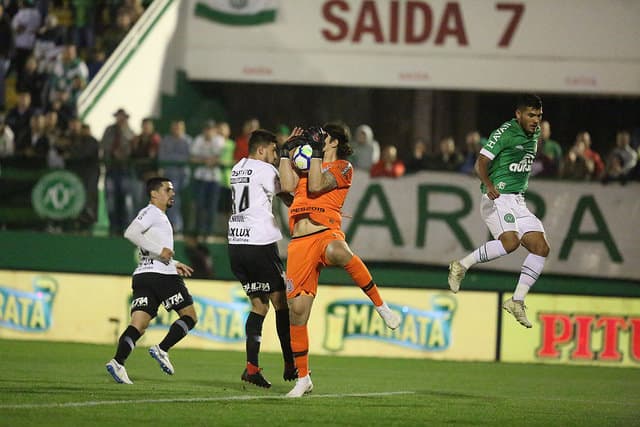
[283,363,298,382]
[375,303,401,330]
[241,368,272,388]
[286,374,313,398]
[149,345,175,375]
[448,261,467,293]
[106,359,133,384]
[502,298,532,328]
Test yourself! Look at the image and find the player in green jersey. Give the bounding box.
[448,94,550,328]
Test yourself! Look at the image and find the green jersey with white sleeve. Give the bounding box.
[479,118,540,194]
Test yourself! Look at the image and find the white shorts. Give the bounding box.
[480,193,545,239]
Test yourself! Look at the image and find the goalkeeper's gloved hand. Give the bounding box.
[305,127,327,158]
[279,135,306,159]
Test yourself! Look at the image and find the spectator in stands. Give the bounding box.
[102,108,135,236]
[216,121,236,231]
[634,133,640,181]
[459,131,483,175]
[351,124,380,171]
[158,119,191,234]
[601,152,627,185]
[0,3,15,111]
[45,109,66,168]
[577,131,605,180]
[560,138,594,180]
[21,111,49,160]
[86,46,106,81]
[101,10,132,56]
[431,136,464,172]
[405,137,429,174]
[190,120,224,241]
[532,120,562,178]
[120,0,144,23]
[47,95,74,130]
[370,145,405,178]
[48,44,88,114]
[70,0,96,52]
[16,55,46,109]
[5,91,33,150]
[33,13,65,75]
[0,114,15,161]
[10,0,41,81]
[65,118,100,230]
[130,117,160,209]
[34,0,49,21]
[184,234,214,279]
[234,117,259,161]
[603,130,637,185]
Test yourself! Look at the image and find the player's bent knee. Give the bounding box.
[326,241,353,266]
[537,242,550,257]
[502,238,520,253]
[180,315,197,330]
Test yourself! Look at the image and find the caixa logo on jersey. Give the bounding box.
[323,295,456,352]
[0,276,57,332]
[146,289,250,343]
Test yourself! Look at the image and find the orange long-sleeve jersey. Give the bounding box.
[288,159,353,234]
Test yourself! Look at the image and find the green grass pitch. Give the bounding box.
[1,339,639,426]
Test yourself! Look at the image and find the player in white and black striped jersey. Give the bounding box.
[106,177,197,384]
[228,129,297,388]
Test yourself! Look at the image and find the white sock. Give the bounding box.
[513,254,546,301]
[460,240,507,269]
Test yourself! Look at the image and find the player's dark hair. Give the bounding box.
[146,177,171,197]
[324,122,352,159]
[249,129,277,154]
[516,94,542,111]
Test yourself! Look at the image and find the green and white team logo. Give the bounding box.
[195,0,278,25]
[504,213,515,223]
[31,171,86,220]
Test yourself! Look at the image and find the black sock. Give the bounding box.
[159,315,196,352]
[246,312,265,367]
[275,308,294,365]
[114,325,141,365]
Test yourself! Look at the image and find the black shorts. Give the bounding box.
[228,242,285,296]
[130,273,194,318]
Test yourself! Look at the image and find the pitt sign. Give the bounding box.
[502,294,640,367]
[186,0,640,94]
[278,171,638,281]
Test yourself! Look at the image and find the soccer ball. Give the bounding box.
[292,144,313,171]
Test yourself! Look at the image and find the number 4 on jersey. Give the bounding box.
[231,186,250,214]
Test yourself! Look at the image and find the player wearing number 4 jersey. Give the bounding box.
[279,123,401,398]
[228,129,297,389]
[448,94,550,328]
[106,177,198,384]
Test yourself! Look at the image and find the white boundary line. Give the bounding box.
[0,391,415,410]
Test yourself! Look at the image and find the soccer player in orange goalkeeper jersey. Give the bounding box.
[278,123,401,398]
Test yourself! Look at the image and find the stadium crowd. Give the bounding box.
[1,0,639,240]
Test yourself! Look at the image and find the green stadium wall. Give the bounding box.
[2,230,637,298]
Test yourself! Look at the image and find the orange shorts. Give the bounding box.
[285,228,345,299]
